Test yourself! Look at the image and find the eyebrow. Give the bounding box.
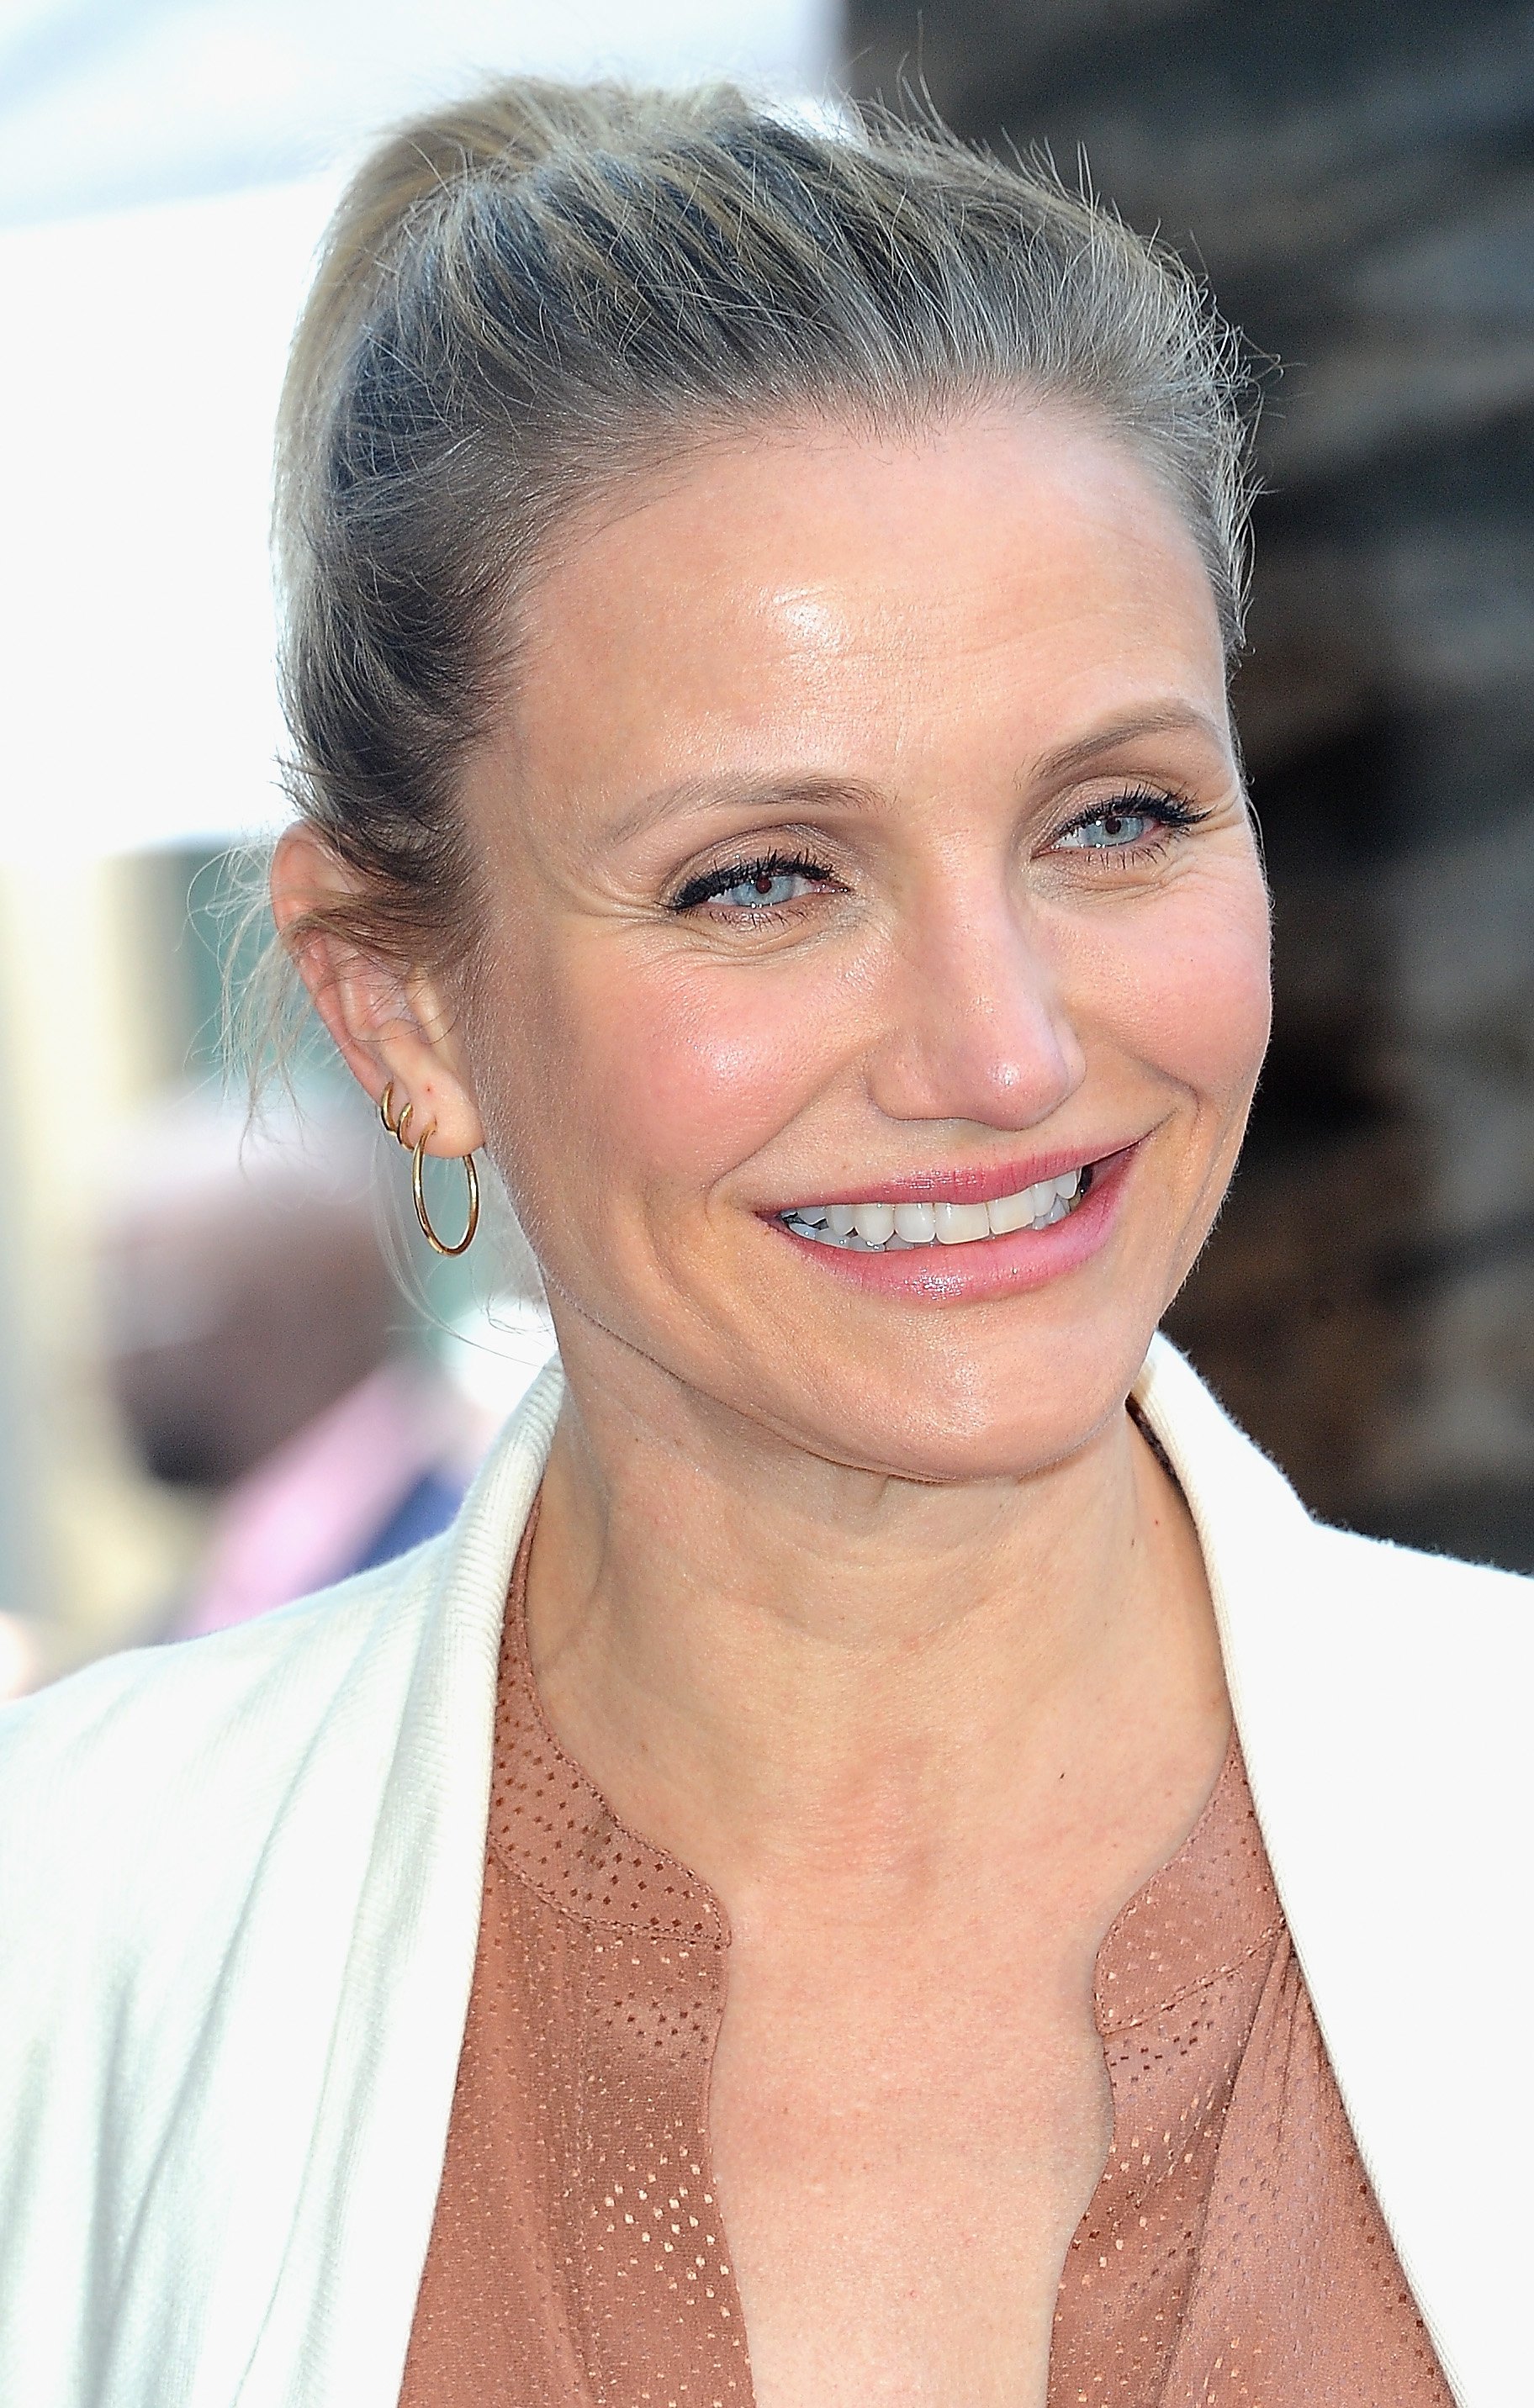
[611,704,1232,842]
[1029,704,1233,784]
[609,770,886,844]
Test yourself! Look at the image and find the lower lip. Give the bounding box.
[766,1147,1135,1302]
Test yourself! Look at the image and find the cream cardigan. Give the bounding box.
[0,1338,1526,2407]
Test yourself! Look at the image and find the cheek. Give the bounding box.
[1130,872,1272,1108]
[519,941,840,1199]
[1053,858,1270,1108]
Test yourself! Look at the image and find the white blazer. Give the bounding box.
[0,1338,1526,2407]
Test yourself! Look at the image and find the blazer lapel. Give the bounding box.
[245,1360,566,2407]
[1134,1336,1529,2408]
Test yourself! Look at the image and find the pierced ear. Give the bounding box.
[269,825,486,1158]
[389,963,487,1159]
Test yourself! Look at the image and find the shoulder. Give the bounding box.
[1306,1516,1532,1622]
[1214,1501,1530,1873]
[0,1391,554,2405]
[0,1362,563,1982]
[1300,1531,1521,1685]
[1138,1334,1531,1652]
[0,1538,446,1914]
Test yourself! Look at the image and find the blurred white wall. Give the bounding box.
[0,0,836,225]
[0,0,838,860]
[3,177,337,858]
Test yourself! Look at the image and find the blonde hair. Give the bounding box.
[272,78,1255,981]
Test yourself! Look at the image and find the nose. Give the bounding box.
[864,886,1087,1133]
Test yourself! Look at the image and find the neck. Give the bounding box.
[525,1317,1227,1917]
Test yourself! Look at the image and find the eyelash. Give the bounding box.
[1050,786,1211,854]
[669,852,837,913]
[669,789,1210,916]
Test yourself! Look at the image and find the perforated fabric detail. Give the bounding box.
[400,1516,746,2408]
[1050,1742,1453,2405]
[401,1518,1453,2407]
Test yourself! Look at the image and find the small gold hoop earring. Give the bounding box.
[395,1100,415,1149]
[411,1122,480,1257]
[378,1080,402,1138]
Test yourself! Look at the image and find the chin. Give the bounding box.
[755,1321,1154,1486]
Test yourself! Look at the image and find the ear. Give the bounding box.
[269,825,485,1158]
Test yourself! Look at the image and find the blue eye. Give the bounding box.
[1054,793,1206,853]
[1056,806,1158,849]
[717,866,817,908]
[673,853,834,913]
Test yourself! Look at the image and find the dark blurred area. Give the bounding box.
[97,1088,487,1642]
[847,0,1534,1565]
[103,1103,395,1492]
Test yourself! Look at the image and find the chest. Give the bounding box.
[706,1926,1114,2408]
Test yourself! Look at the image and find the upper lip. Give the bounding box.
[765,1140,1138,1212]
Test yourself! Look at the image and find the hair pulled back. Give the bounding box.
[275,78,1255,979]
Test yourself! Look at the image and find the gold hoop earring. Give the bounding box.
[411,1122,480,1257]
[395,1100,415,1149]
[378,1080,402,1138]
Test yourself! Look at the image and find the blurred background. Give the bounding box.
[1,0,1530,1689]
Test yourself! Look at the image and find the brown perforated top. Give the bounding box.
[400,1522,1452,2407]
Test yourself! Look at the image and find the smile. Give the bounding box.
[780,1164,1092,1252]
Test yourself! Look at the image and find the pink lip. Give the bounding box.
[767,1143,1135,1212]
[768,1143,1136,1303]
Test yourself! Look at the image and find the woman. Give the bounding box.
[0,82,1525,2408]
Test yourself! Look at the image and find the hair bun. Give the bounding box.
[277,79,750,563]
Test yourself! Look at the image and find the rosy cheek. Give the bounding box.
[1137,883,1272,1101]
[571,960,836,1189]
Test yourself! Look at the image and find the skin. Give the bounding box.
[276,402,1271,2407]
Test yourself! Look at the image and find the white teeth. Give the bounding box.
[893,1201,937,1244]
[784,1165,1092,1255]
[934,1201,991,1245]
[985,1189,1031,1235]
[853,1201,896,1244]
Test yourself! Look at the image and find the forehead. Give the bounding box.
[502,406,1227,799]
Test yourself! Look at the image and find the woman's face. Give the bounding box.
[458,407,1270,1479]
